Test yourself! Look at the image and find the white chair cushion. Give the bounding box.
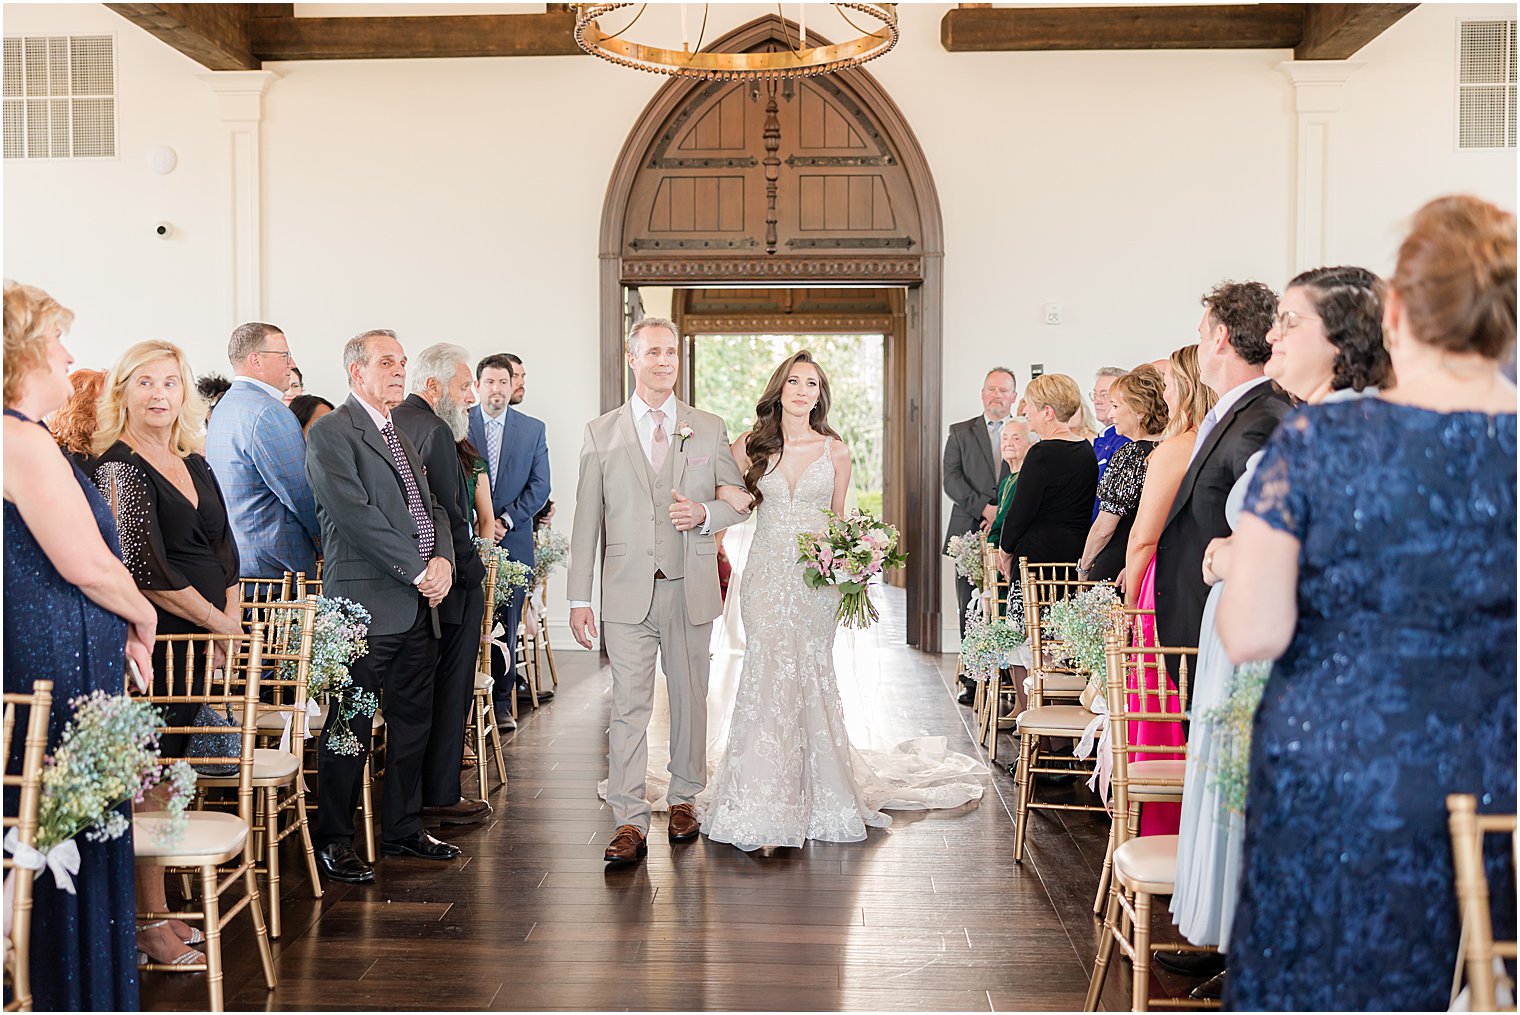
[1129,759,1186,801]
[1015,704,1095,736]
[1113,833,1179,895]
[197,748,299,786]
[134,810,248,863]
[475,671,495,692]
[1040,674,1087,696]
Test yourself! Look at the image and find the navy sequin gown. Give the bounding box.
[2,409,139,1011]
[1227,400,1517,1011]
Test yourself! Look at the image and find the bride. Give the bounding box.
[697,350,986,852]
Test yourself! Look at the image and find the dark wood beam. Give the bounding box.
[1296,4,1417,59]
[105,3,256,70]
[248,4,292,19]
[248,12,582,61]
[941,4,1306,52]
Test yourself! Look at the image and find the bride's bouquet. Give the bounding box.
[796,509,908,630]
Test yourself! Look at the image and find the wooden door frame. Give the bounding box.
[597,16,945,651]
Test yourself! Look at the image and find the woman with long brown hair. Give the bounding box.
[700,350,985,852]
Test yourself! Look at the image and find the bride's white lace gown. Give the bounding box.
[699,440,987,851]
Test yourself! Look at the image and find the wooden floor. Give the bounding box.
[141,588,1201,1012]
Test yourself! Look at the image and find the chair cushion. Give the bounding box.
[197,748,299,787]
[1129,759,1186,801]
[1114,833,1179,895]
[475,671,495,692]
[1015,704,1096,736]
[1039,674,1087,696]
[134,810,248,863]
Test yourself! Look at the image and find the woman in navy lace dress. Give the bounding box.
[1218,196,1517,1010]
[2,282,159,1010]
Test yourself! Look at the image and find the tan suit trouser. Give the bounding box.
[603,577,712,833]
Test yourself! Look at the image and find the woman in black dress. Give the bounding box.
[4,282,159,1009]
[1077,366,1169,582]
[90,340,242,970]
[998,372,1099,579]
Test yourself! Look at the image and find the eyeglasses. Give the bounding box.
[1274,310,1321,332]
[255,348,293,360]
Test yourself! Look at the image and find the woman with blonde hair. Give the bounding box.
[89,340,242,967]
[997,373,1099,579]
[1077,365,1170,583]
[3,281,157,1007]
[46,366,105,464]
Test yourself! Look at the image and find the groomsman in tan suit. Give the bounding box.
[568,316,750,865]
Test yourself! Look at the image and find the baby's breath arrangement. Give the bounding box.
[289,596,376,757]
[945,530,987,586]
[476,537,533,611]
[532,527,570,577]
[959,607,1027,681]
[1045,584,1122,689]
[37,691,194,854]
[1201,660,1272,814]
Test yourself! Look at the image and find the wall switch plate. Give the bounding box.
[1042,303,1062,325]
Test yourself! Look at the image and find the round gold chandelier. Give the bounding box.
[573,4,900,80]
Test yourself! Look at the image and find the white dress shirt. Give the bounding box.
[234,374,287,400]
[1189,375,1270,465]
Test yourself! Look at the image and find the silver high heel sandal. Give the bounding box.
[136,920,204,968]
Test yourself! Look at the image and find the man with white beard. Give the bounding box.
[393,342,492,825]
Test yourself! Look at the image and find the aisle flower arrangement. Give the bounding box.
[293,596,377,756]
[34,692,195,879]
[1201,660,1272,814]
[475,537,533,610]
[533,527,570,579]
[1045,584,1122,689]
[959,607,1027,681]
[796,509,908,629]
[945,530,986,586]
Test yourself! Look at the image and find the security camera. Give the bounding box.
[154,222,173,239]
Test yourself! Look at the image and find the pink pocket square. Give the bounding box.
[689,455,711,465]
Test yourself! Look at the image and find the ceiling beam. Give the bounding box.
[105,3,256,71]
[247,12,583,61]
[1296,4,1417,59]
[941,4,1307,52]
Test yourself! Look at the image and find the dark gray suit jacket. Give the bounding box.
[306,395,455,637]
[943,414,1008,549]
[392,393,487,626]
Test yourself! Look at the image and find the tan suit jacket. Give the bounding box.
[569,398,748,626]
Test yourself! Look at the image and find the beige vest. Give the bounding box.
[643,439,685,580]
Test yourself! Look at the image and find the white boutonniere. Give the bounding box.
[675,421,695,449]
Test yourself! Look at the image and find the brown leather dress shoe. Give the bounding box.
[422,798,492,825]
[604,824,647,864]
[668,803,700,842]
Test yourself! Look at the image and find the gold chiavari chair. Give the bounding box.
[203,597,322,938]
[2,681,52,1013]
[972,538,1009,761]
[1085,629,1210,1012]
[1448,794,1518,1012]
[469,556,509,800]
[529,568,559,691]
[1091,608,1186,916]
[1011,559,1112,863]
[238,574,293,607]
[133,628,276,1012]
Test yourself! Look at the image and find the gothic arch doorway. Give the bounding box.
[599,15,945,650]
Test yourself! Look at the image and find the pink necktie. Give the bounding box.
[649,409,669,471]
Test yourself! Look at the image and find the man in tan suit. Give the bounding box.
[569,316,750,864]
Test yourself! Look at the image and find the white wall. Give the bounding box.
[4,2,1514,648]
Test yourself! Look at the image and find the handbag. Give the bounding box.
[187,703,240,776]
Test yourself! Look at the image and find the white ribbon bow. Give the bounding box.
[1073,695,1113,809]
[489,620,513,660]
[3,828,81,935]
[277,698,323,754]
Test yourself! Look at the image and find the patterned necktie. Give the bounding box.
[649,409,669,471]
[381,421,435,561]
[486,417,502,490]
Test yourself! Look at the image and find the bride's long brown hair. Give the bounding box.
[743,350,841,510]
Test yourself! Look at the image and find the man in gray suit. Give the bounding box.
[305,329,459,884]
[568,316,750,865]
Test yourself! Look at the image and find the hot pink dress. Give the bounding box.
[1131,557,1183,835]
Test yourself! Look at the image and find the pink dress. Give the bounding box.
[1131,557,1183,835]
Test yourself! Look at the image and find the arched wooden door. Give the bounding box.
[599,15,945,651]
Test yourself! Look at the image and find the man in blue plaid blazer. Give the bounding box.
[206,322,321,578]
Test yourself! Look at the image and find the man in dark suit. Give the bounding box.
[944,367,1017,703]
[468,352,551,723]
[1156,281,1291,695]
[391,342,491,828]
[305,329,460,884]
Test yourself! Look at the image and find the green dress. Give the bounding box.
[464,454,488,531]
[989,471,1019,544]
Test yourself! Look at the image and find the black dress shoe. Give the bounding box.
[421,799,492,825]
[516,684,553,703]
[380,830,462,861]
[1191,970,1226,1000]
[315,843,374,883]
[1153,950,1226,977]
[957,685,976,706]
